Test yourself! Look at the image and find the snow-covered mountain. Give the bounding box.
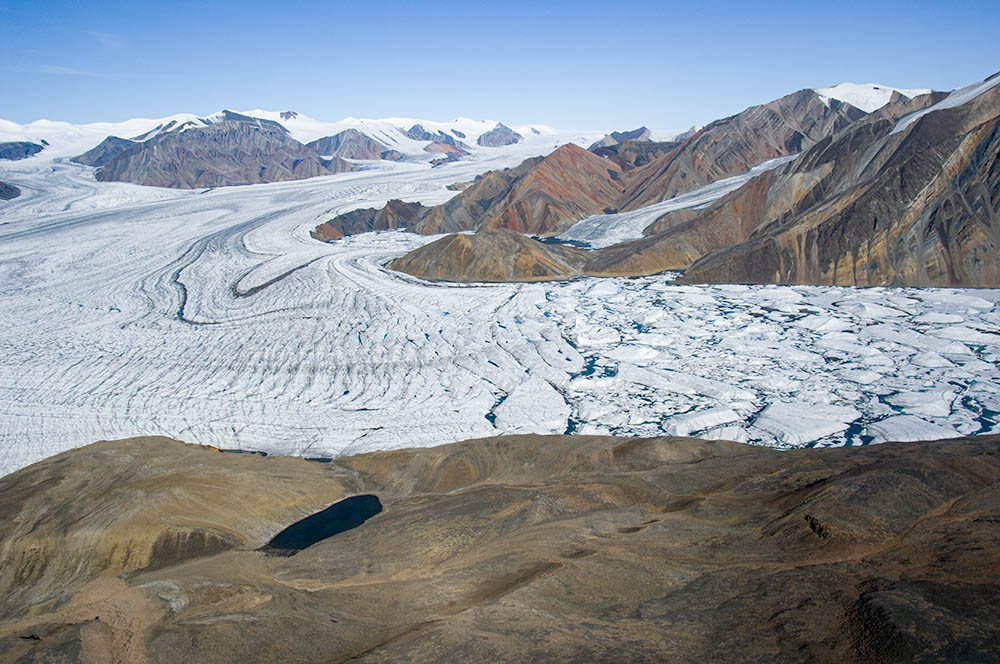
[0,110,582,163]
[814,82,932,112]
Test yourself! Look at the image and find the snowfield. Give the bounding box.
[1,132,999,477]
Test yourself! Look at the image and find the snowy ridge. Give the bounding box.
[1,149,998,477]
[891,73,1000,135]
[814,82,931,113]
[0,113,206,159]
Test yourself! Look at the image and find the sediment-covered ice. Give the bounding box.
[1,150,999,477]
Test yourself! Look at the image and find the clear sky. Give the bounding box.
[2,0,998,130]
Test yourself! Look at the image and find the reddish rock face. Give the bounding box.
[474,143,626,235]
[423,141,468,156]
[409,144,624,236]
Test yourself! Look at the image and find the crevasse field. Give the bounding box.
[1,130,999,477]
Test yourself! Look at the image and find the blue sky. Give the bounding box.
[2,0,997,130]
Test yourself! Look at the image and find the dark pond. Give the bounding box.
[263,494,382,554]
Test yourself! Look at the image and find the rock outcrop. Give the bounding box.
[88,113,357,188]
[0,181,20,200]
[476,122,522,147]
[413,155,543,234]
[0,141,44,160]
[306,128,402,161]
[1,433,998,663]
[388,229,588,282]
[311,199,429,241]
[71,136,136,167]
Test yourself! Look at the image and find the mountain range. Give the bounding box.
[374,74,1000,288]
[4,74,998,286]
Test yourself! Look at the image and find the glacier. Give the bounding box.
[1,140,999,477]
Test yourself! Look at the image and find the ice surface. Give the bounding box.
[865,415,962,443]
[1,139,999,476]
[754,402,862,447]
[662,407,741,436]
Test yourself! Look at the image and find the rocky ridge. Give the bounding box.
[312,199,428,241]
[388,228,589,282]
[0,141,45,160]
[587,76,999,286]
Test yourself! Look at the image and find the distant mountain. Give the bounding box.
[0,141,44,160]
[590,139,681,172]
[476,122,522,147]
[423,142,468,156]
[0,181,20,200]
[389,229,588,282]
[588,126,652,150]
[315,143,625,239]
[80,111,357,189]
[306,128,403,161]
[404,124,468,149]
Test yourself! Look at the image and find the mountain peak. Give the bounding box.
[814,82,932,113]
